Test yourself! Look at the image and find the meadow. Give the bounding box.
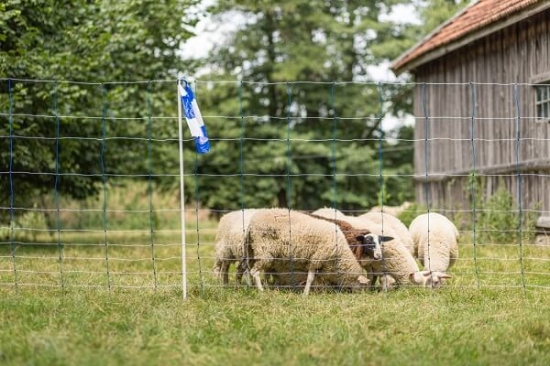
[1,184,550,365]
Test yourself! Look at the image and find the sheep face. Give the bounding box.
[360,234,391,260]
[410,270,452,289]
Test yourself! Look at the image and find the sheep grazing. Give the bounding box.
[308,213,385,263]
[243,209,370,295]
[408,212,459,287]
[359,211,415,256]
[349,216,417,289]
[338,215,446,290]
[213,209,259,285]
[313,212,420,289]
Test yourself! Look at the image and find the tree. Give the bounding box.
[185,0,423,212]
[416,0,469,35]
[0,0,200,225]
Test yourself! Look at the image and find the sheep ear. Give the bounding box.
[355,231,370,242]
[379,235,394,243]
[421,270,432,277]
[438,272,452,279]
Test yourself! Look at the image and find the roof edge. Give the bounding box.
[392,0,550,75]
[391,2,474,75]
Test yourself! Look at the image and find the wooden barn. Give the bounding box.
[392,0,550,241]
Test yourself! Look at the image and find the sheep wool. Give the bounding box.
[359,211,415,256]
[244,208,370,295]
[213,209,259,285]
[313,211,408,288]
[409,212,459,274]
[350,216,418,288]
[311,207,347,221]
[308,213,383,262]
[348,215,449,289]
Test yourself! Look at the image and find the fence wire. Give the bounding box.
[0,79,549,294]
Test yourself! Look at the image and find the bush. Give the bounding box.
[474,187,537,244]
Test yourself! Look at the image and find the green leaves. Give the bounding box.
[0,0,199,220]
[187,0,422,211]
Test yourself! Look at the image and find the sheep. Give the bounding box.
[368,201,412,217]
[243,208,371,295]
[310,211,416,289]
[346,216,418,289]
[307,213,385,262]
[408,212,459,287]
[325,214,450,290]
[257,212,387,291]
[213,209,259,285]
[359,211,415,256]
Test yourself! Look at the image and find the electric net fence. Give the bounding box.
[0,78,549,295]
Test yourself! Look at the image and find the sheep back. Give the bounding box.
[245,208,366,290]
[409,212,459,273]
[311,207,347,220]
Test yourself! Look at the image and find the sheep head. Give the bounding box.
[409,270,452,288]
[349,231,385,261]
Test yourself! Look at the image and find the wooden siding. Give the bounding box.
[412,9,550,217]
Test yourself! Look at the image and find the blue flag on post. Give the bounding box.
[179,81,210,154]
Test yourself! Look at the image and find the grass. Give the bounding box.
[1,287,550,365]
[1,228,550,366]
[1,183,550,365]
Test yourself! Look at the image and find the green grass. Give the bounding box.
[1,227,550,365]
[1,287,550,365]
[1,183,550,365]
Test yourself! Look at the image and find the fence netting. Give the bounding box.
[1,79,549,294]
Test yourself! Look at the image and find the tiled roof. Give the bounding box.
[392,0,542,73]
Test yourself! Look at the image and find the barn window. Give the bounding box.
[535,83,550,120]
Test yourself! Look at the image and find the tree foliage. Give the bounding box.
[188,0,423,212]
[0,0,470,222]
[0,0,200,222]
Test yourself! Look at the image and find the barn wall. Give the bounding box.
[412,9,550,219]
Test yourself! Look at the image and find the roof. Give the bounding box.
[392,0,547,74]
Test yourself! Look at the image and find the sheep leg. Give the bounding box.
[235,260,246,285]
[220,261,230,285]
[370,275,379,290]
[250,267,264,291]
[303,269,316,296]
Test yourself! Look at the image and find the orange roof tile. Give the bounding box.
[392,0,542,73]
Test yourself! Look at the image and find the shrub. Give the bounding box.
[475,187,537,244]
[397,202,427,227]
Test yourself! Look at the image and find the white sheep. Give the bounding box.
[312,212,416,289]
[243,209,371,295]
[213,209,259,285]
[408,212,459,287]
[346,216,416,288]
[359,211,415,256]
[264,212,387,291]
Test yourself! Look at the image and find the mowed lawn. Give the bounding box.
[1,219,550,366]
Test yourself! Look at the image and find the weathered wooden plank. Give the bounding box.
[412,10,550,215]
